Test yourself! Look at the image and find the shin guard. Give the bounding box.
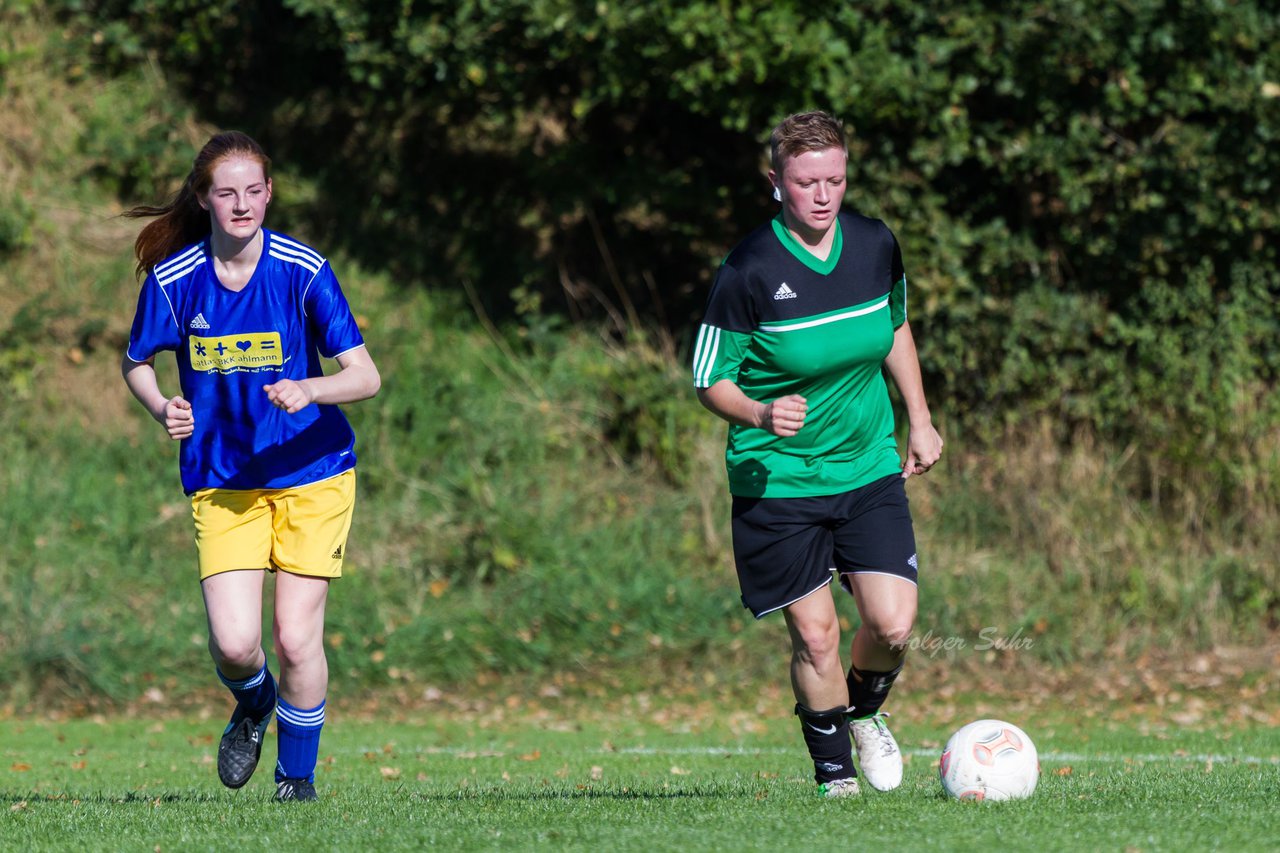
[795,704,855,784]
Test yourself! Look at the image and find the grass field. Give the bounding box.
[4,696,1278,852]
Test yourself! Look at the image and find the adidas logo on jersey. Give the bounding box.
[331,544,344,559]
[189,313,211,330]
[773,282,797,300]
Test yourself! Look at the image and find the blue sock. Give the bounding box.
[217,662,277,725]
[275,698,325,783]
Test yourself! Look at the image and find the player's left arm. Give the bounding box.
[883,321,943,479]
[264,346,381,414]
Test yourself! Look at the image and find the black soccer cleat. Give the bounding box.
[217,712,271,789]
[274,778,319,802]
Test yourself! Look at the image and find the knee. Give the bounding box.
[209,635,261,672]
[273,624,323,671]
[865,604,916,650]
[793,620,842,670]
[863,614,916,651]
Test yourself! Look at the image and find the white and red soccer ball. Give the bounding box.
[939,719,1040,801]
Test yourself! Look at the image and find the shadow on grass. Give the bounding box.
[3,785,779,805]
[407,785,751,802]
[2,791,226,805]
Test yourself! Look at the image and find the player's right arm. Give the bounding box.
[696,381,807,437]
[121,354,194,440]
[692,261,806,436]
[123,268,191,440]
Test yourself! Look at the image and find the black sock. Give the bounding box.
[846,661,903,719]
[795,704,855,784]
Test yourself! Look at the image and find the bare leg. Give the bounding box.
[782,586,848,709]
[841,572,915,791]
[844,573,917,671]
[272,570,330,708]
[202,570,267,678]
[205,569,275,790]
[783,584,859,788]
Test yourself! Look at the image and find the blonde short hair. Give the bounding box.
[769,111,846,172]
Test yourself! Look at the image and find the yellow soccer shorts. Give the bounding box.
[191,470,356,580]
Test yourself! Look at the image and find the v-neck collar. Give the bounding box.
[771,214,843,275]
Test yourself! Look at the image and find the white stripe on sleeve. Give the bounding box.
[692,324,722,388]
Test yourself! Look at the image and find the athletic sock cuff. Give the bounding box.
[217,662,270,691]
[795,704,849,722]
[849,661,904,680]
[277,698,326,730]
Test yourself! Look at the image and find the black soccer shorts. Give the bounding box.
[730,473,918,618]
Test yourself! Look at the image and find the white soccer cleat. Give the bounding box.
[818,777,861,798]
[850,712,903,791]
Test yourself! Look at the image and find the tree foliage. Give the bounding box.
[56,0,1280,471]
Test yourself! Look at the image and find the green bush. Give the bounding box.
[52,0,1280,497]
[75,73,199,201]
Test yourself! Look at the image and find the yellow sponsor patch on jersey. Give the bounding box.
[189,332,284,371]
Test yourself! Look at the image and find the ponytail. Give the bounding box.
[124,131,272,279]
[124,177,209,279]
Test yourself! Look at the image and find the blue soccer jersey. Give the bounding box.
[127,229,366,494]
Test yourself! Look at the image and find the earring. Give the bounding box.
[772,186,782,202]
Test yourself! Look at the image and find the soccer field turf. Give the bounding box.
[3,706,1277,851]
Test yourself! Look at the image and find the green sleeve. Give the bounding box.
[692,324,752,388]
[890,275,907,329]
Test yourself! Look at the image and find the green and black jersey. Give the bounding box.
[693,211,908,498]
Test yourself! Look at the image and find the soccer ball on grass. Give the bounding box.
[939,719,1039,801]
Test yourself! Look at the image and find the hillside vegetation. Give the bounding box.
[1,5,1277,709]
[61,0,1280,470]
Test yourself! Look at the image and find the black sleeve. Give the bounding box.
[700,262,757,334]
